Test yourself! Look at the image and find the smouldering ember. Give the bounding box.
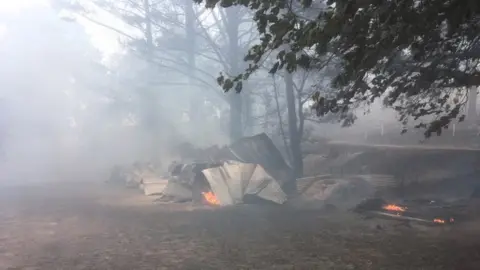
[433,218,455,224]
[433,218,445,224]
[382,204,407,212]
[202,191,220,206]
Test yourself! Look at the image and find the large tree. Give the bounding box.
[195,0,480,137]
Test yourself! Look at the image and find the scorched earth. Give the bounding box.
[0,182,479,270]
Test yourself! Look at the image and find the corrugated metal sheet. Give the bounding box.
[228,133,291,185]
[201,161,287,205]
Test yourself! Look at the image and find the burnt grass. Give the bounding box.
[1,182,480,270]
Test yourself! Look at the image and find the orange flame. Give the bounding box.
[433,218,445,224]
[382,204,407,212]
[202,191,220,205]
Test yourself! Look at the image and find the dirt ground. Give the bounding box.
[1,182,480,270]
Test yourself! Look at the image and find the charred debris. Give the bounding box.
[107,133,480,227]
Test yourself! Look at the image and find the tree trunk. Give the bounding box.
[284,71,302,193]
[143,0,153,51]
[142,0,161,162]
[468,87,477,124]
[243,82,253,135]
[229,93,243,142]
[184,0,200,124]
[262,92,271,131]
[226,7,243,142]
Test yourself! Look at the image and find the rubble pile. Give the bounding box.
[107,133,291,206]
[106,134,480,228]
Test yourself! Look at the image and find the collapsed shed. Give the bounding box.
[160,133,291,205]
[202,161,287,205]
[160,161,287,205]
[107,133,292,205]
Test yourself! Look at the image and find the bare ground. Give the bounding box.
[1,182,480,270]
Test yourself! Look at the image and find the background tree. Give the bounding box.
[56,0,347,185]
[57,0,264,143]
[196,0,480,137]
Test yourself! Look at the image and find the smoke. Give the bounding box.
[0,3,407,187]
[0,4,233,186]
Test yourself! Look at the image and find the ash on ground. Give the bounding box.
[1,182,480,270]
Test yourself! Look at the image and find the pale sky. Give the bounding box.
[0,0,121,57]
[0,0,48,12]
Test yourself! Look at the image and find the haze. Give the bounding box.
[1,1,479,269]
[0,0,402,186]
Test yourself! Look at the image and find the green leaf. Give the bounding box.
[223,78,234,91]
[219,0,234,8]
[297,54,311,69]
[269,62,280,74]
[235,81,243,93]
[216,73,225,85]
[302,0,313,8]
[285,51,297,72]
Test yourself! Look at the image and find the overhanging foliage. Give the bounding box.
[194,0,480,136]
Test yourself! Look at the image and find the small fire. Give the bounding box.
[382,204,407,212]
[433,218,445,224]
[202,191,220,206]
[433,218,454,224]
